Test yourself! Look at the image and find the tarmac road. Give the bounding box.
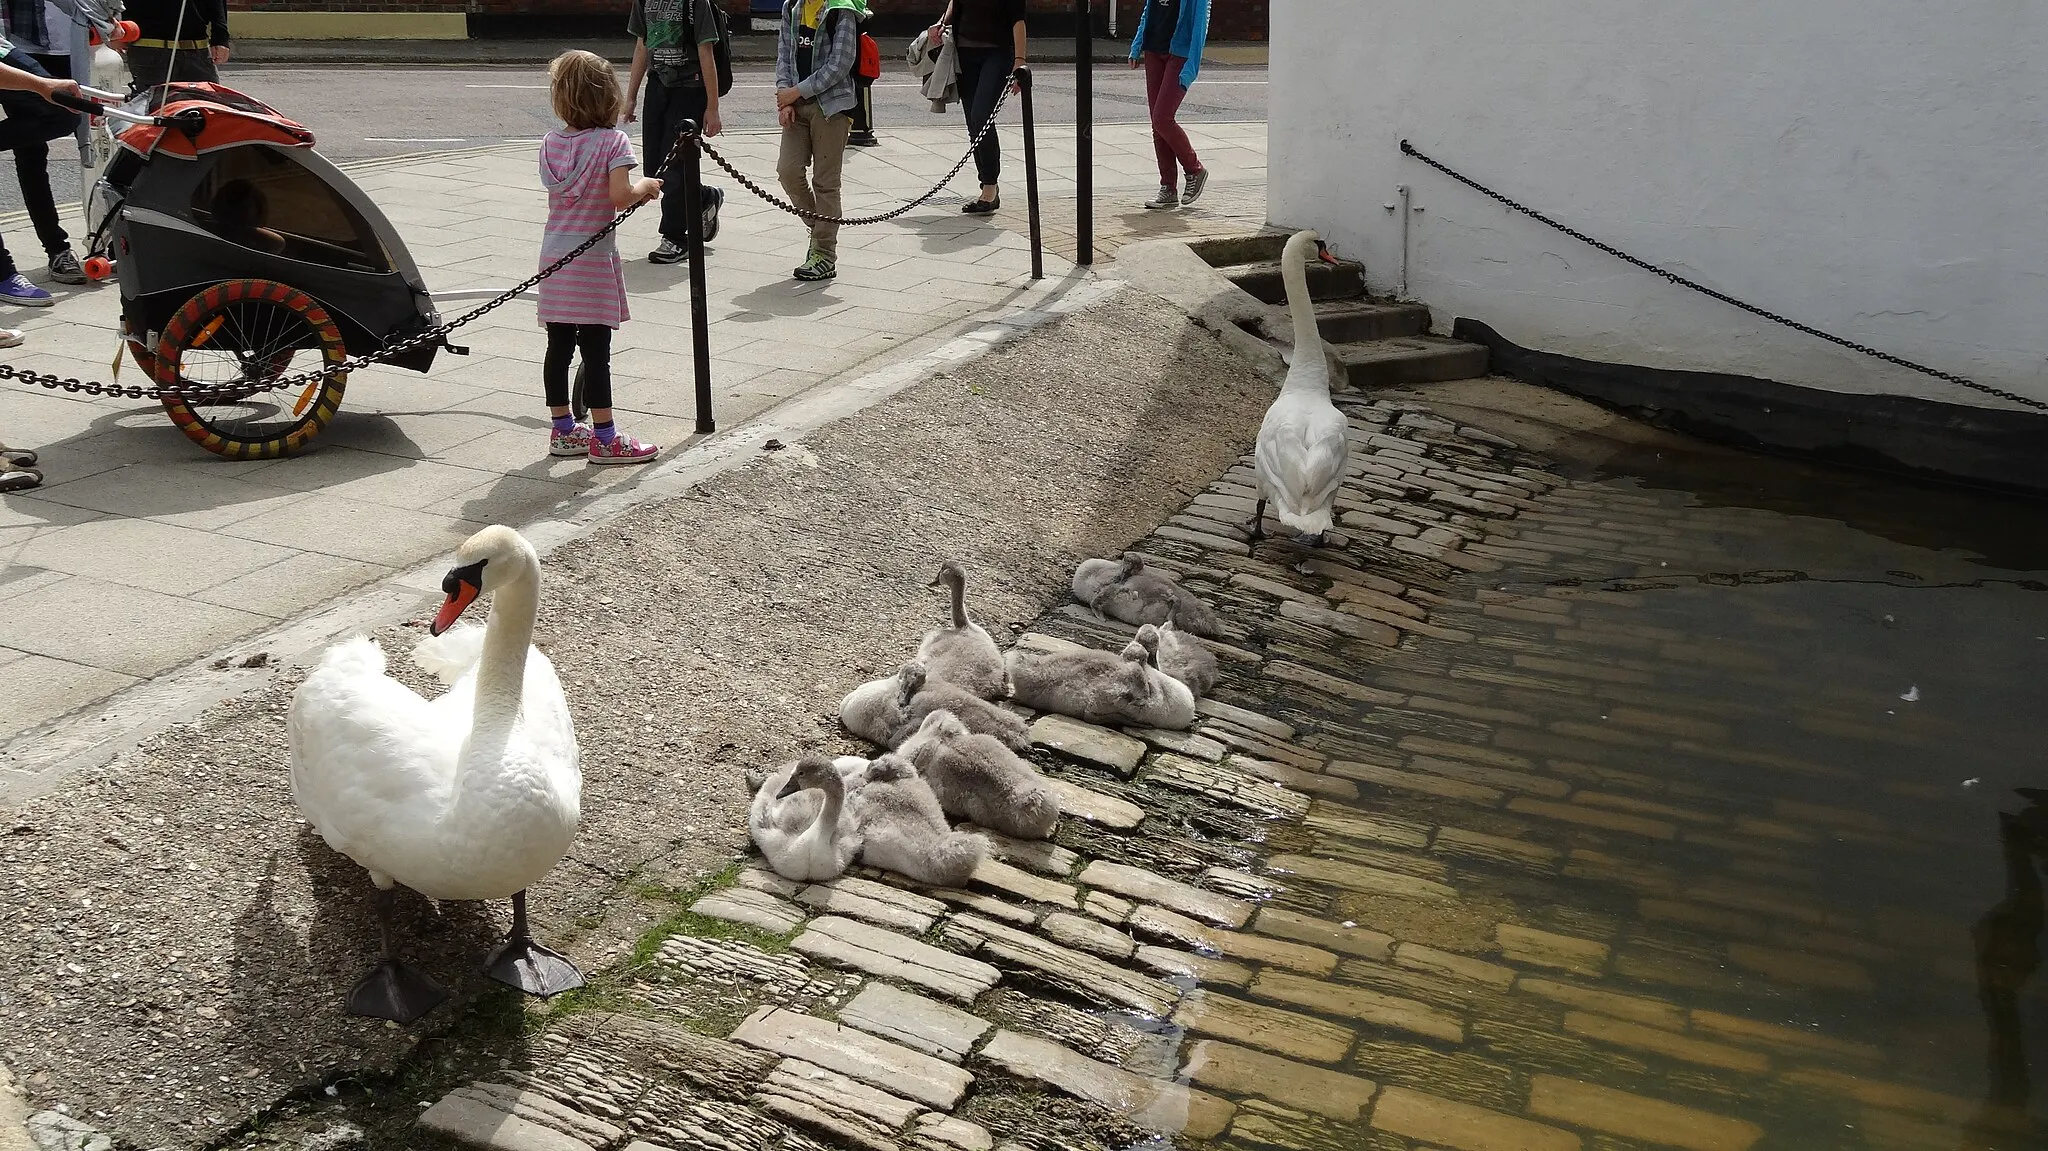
[0,60,1266,243]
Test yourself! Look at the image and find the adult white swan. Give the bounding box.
[288,525,582,1023]
[1246,230,1351,546]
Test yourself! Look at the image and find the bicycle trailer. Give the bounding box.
[79,82,452,459]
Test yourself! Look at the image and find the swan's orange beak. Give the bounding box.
[1315,240,1339,266]
[431,560,485,636]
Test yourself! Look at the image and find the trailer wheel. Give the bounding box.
[152,279,349,460]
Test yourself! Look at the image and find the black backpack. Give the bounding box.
[706,2,735,96]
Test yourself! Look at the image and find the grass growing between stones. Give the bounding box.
[623,861,800,966]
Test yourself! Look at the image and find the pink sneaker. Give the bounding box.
[587,433,660,465]
[549,423,593,457]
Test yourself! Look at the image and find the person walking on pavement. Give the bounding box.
[1130,0,1210,210]
[848,13,880,147]
[775,0,863,281]
[927,0,1023,215]
[537,50,663,465]
[625,0,725,266]
[0,56,81,490]
[120,0,229,89]
[0,18,80,304]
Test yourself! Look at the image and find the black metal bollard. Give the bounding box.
[1074,0,1093,266]
[1018,66,1043,281]
[679,120,716,435]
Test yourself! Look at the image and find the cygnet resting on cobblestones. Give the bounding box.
[1129,620,1219,698]
[1070,555,1224,637]
[898,710,1060,839]
[848,754,989,886]
[1006,636,1197,729]
[288,525,583,1024]
[918,560,1012,698]
[749,756,864,882]
[840,661,1033,750]
[1246,230,1351,546]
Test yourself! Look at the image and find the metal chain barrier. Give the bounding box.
[1400,139,2048,414]
[0,142,689,405]
[0,78,1021,408]
[692,71,1018,227]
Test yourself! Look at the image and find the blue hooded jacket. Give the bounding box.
[1129,0,1209,90]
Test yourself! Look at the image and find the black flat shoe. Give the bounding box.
[962,196,1000,215]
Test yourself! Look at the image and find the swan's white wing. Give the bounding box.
[1255,394,1350,531]
[288,638,462,868]
[517,646,581,789]
[411,623,487,686]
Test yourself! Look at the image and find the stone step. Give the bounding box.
[1314,300,1431,343]
[1190,231,1291,267]
[1227,258,1367,305]
[1332,335,1490,389]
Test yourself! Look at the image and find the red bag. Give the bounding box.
[857,32,882,80]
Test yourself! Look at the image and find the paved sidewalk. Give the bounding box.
[0,118,1267,796]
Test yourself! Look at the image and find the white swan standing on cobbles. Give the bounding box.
[749,756,863,882]
[839,660,1033,751]
[1069,555,1224,637]
[1246,229,1351,547]
[918,560,1012,699]
[897,710,1060,840]
[287,525,583,1025]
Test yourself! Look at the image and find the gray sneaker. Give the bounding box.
[1143,184,1178,210]
[1181,167,1210,206]
[649,238,688,265]
[46,249,86,285]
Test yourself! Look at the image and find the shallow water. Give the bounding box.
[1112,417,2048,1149]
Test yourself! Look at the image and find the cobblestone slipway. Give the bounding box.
[6,284,2045,1148]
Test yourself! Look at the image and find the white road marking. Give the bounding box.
[363,137,468,143]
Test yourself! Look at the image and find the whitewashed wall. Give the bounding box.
[1268,0,2048,408]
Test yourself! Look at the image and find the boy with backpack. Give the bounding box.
[774,0,867,281]
[625,0,727,265]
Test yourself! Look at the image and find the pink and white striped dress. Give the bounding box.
[537,127,636,328]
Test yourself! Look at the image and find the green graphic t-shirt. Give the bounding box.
[628,0,720,86]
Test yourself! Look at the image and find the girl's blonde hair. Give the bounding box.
[549,50,625,131]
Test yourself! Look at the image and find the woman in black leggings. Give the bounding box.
[929,0,1025,214]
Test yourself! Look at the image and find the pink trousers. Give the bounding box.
[1143,50,1203,188]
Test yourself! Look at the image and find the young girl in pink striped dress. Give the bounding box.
[539,50,664,464]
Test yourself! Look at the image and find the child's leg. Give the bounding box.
[543,322,577,414]
[776,107,818,221]
[578,325,616,429]
[810,107,852,261]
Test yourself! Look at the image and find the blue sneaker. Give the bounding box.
[0,274,52,308]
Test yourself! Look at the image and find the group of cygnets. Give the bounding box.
[747,555,1227,888]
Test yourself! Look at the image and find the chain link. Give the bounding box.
[0,143,686,404]
[694,72,1018,227]
[1400,139,2048,413]
[1,81,1019,407]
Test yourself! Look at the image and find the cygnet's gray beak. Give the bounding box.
[775,772,808,799]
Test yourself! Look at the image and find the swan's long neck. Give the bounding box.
[808,776,847,839]
[1282,234,1328,394]
[947,574,968,629]
[471,571,539,735]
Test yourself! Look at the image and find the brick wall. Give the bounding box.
[227,0,1268,40]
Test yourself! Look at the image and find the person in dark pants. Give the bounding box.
[0,53,79,488]
[120,0,230,89]
[848,22,879,147]
[626,0,725,265]
[928,0,1023,214]
[0,29,78,305]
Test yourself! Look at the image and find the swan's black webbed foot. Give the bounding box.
[347,885,446,1022]
[348,960,447,1023]
[485,890,585,997]
[1241,498,1268,544]
[1295,531,1328,549]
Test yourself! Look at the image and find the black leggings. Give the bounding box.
[544,323,613,411]
[958,48,1009,188]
